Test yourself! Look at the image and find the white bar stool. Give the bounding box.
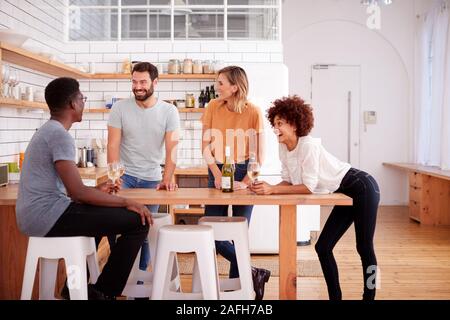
[122,213,180,299]
[193,216,255,300]
[21,236,99,300]
[151,225,220,300]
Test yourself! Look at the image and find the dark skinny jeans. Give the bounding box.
[315,167,380,300]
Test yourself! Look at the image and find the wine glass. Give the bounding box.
[107,162,120,194]
[10,69,20,99]
[8,69,17,98]
[1,64,10,98]
[247,158,260,185]
[118,162,125,178]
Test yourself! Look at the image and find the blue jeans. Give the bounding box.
[204,160,253,279]
[107,174,160,271]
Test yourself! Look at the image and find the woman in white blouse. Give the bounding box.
[250,96,380,300]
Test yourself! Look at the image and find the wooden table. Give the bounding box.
[0,185,352,300]
[384,163,450,225]
[118,188,351,300]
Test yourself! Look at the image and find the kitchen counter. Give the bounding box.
[78,167,108,183]
[174,167,208,176]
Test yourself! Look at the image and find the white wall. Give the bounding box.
[282,0,434,205]
[0,2,284,168]
[64,40,283,167]
[0,0,66,164]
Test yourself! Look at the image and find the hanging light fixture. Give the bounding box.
[361,0,393,5]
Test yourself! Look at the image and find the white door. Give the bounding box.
[311,65,360,167]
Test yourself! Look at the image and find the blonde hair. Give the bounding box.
[218,66,249,113]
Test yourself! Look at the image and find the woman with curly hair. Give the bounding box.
[250,95,380,300]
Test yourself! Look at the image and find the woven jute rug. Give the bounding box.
[176,253,322,277]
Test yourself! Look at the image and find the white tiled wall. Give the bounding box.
[0,0,65,163]
[0,3,283,167]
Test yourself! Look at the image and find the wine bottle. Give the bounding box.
[209,85,215,101]
[205,86,210,107]
[221,146,234,193]
[199,90,205,108]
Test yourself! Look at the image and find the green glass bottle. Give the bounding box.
[221,146,234,193]
[199,90,205,108]
[209,85,215,101]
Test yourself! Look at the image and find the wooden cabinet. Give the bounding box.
[170,167,208,220]
[408,172,423,222]
[384,163,450,225]
[409,171,423,188]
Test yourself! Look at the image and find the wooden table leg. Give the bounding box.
[0,205,28,299]
[279,205,297,300]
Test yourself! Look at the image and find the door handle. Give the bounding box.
[348,91,352,163]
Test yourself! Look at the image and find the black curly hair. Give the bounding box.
[267,95,314,137]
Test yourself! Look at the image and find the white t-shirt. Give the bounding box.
[279,136,351,194]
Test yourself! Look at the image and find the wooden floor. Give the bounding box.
[177,206,450,300]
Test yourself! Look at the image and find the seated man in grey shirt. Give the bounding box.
[16,77,153,300]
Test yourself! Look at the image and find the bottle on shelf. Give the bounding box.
[204,86,210,107]
[209,85,216,101]
[199,90,205,108]
[221,146,234,193]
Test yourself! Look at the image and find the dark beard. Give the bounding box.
[133,87,154,101]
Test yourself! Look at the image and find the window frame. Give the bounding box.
[66,0,281,42]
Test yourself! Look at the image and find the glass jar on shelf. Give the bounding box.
[168,59,181,74]
[193,60,203,74]
[185,93,195,108]
[213,60,226,73]
[122,59,132,74]
[202,60,214,74]
[183,59,193,74]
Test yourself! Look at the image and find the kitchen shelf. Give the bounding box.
[0,43,217,81]
[90,73,217,80]
[0,43,212,113]
[0,98,207,114]
[75,107,205,113]
[0,98,110,113]
[0,97,48,111]
[0,42,90,79]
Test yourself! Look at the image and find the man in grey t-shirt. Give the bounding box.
[16,77,152,299]
[107,62,180,272]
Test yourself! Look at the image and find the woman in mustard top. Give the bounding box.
[201,66,270,300]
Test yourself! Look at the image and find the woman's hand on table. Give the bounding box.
[250,181,274,195]
[213,173,222,190]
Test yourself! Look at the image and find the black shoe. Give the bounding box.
[60,283,70,300]
[59,283,108,300]
[251,267,271,300]
[88,284,107,300]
